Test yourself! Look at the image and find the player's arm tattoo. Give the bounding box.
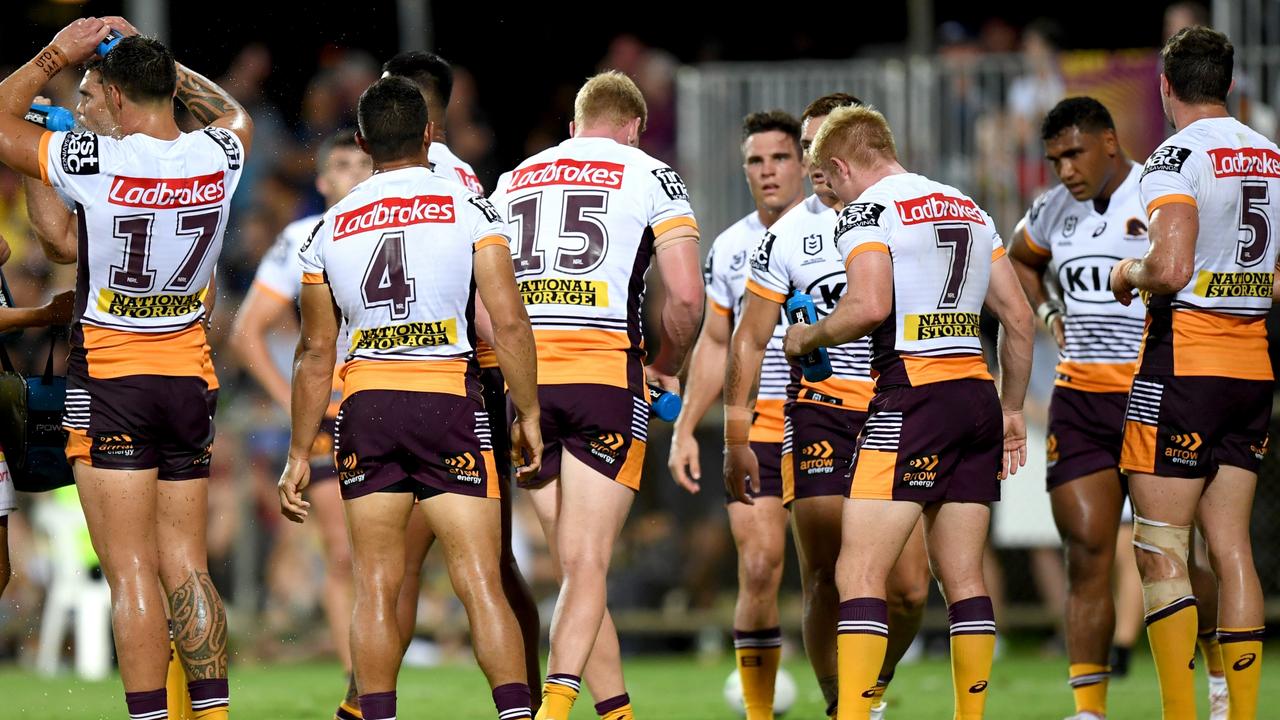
[174,64,240,126]
[168,570,229,680]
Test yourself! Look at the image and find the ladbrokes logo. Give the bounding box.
[508,159,625,192]
[895,193,984,226]
[94,433,136,458]
[333,195,456,240]
[98,289,204,319]
[903,312,980,340]
[1192,270,1273,298]
[800,440,835,474]
[589,432,625,465]
[1208,147,1280,178]
[902,455,939,487]
[350,319,457,351]
[1166,432,1202,466]
[519,278,608,306]
[443,452,483,484]
[108,172,226,208]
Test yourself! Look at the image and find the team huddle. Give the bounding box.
[0,13,1268,720]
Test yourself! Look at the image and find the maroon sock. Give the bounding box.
[188,678,229,714]
[125,688,168,720]
[492,682,533,719]
[359,691,396,720]
[594,693,631,716]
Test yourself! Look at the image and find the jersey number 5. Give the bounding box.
[1238,181,1271,267]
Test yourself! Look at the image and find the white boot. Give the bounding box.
[1208,673,1229,720]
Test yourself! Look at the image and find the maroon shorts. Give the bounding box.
[782,402,866,505]
[520,384,648,491]
[333,390,501,501]
[1120,375,1272,479]
[1046,387,1127,490]
[309,416,339,483]
[724,441,784,504]
[849,379,1002,503]
[64,373,215,481]
[479,367,512,493]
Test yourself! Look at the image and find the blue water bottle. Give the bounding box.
[24,104,75,131]
[785,290,833,382]
[647,384,682,422]
[98,30,123,57]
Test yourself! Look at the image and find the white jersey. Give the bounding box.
[40,127,244,379]
[300,166,509,399]
[1137,116,1278,380]
[431,142,484,195]
[749,194,875,411]
[490,136,697,391]
[705,211,787,442]
[836,173,1003,388]
[1022,162,1148,393]
[254,215,320,303]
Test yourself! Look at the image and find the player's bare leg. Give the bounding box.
[925,502,996,720]
[792,496,845,713]
[880,519,929,705]
[75,466,170,696]
[157,478,229,719]
[1049,468,1124,718]
[312,479,355,671]
[1128,473,1204,720]
[529,451,636,719]
[500,478,543,702]
[1190,535,1228,718]
[1197,466,1263,720]
[345,491,415,712]
[422,491,532,714]
[1111,522,1145,677]
[727,497,788,720]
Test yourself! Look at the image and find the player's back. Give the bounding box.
[836,173,1003,388]
[302,166,509,400]
[490,136,697,392]
[41,127,245,379]
[1137,116,1279,380]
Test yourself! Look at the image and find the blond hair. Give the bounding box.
[809,105,897,171]
[574,71,648,132]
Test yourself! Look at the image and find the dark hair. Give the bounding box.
[357,77,428,162]
[382,51,453,109]
[1040,97,1116,140]
[802,93,864,122]
[742,110,802,149]
[96,36,177,104]
[317,128,361,172]
[1162,26,1233,105]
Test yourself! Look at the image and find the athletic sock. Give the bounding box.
[1199,629,1226,676]
[836,598,889,720]
[126,688,169,720]
[358,691,395,720]
[1145,597,1198,719]
[166,640,191,719]
[187,679,229,720]
[734,627,782,719]
[1219,627,1265,720]
[595,692,633,720]
[534,674,580,720]
[1068,663,1109,717]
[493,682,533,720]
[948,596,996,720]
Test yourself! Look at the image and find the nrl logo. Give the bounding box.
[803,234,822,255]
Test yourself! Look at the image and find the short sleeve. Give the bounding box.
[298,218,329,285]
[984,211,1006,262]
[746,230,789,304]
[41,130,116,204]
[1140,144,1199,217]
[703,241,733,313]
[646,165,699,238]
[834,201,891,267]
[1020,191,1053,257]
[252,226,305,303]
[463,194,511,251]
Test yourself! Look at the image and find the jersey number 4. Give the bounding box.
[362,231,416,321]
[508,191,610,275]
[110,209,222,293]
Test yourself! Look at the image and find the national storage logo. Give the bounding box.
[519,278,609,306]
[1192,270,1273,299]
[350,319,457,350]
[98,289,205,318]
[903,312,981,340]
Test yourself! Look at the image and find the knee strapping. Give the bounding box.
[1132,516,1193,613]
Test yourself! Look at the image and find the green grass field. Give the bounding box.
[1,648,1275,719]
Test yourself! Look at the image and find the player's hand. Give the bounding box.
[1110,258,1138,306]
[668,431,702,494]
[277,454,312,523]
[511,411,543,483]
[1049,314,1065,349]
[644,364,680,394]
[42,290,75,326]
[784,323,816,358]
[51,18,111,65]
[1000,409,1027,480]
[99,16,141,38]
[723,443,759,504]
